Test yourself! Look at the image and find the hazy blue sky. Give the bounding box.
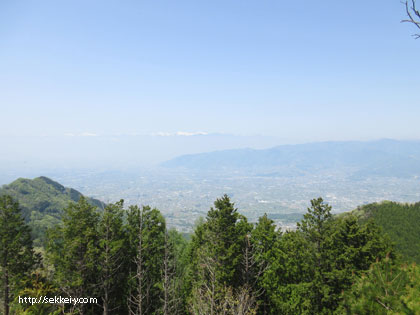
[1,0,420,142]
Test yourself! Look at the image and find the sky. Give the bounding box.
[1,0,420,166]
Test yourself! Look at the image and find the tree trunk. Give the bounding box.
[137,212,144,315]
[4,267,9,315]
[103,293,109,315]
[103,224,110,315]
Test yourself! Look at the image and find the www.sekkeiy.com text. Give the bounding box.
[18,296,98,305]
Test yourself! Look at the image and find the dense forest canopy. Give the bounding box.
[0,178,419,314]
[342,201,420,264]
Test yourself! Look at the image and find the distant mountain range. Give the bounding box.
[162,139,420,178]
[0,176,105,246]
[0,133,283,177]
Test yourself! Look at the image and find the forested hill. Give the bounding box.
[1,177,420,313]
[342,201,420,264]
[162,139,420,178]
[0,176,105,245]
[2,194,419,314]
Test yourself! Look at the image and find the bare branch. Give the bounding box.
[402,0,420,38]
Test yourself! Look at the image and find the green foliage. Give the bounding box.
[167,228,189,273]
[126,205,166,314]
[2,177,417,315]
[339,256,412,314]
[205,195,249,286]
[186,195,255,313]
[11,272,61,315]
[0,195,39,315]
[399,264,420,313]
[346,201,420,263]
[262,230,314,314]
[0,176,104,246]
[251,214,281,313]
[260,198,393,314]
[166,228,189,313]
[97,200,127,314]
[46,197,100,314]
[297,198,335,314]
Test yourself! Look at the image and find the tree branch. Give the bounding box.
[402,0,420,38]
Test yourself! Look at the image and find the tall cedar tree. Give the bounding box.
[297,197,333,314]
[46,197,100,315]
[97,200,127,314]
[250,214,281,314]
[166,228,189,314]
[0,195,38,315]
[205,195,247,287]
[188,195,253,313]
[126,205,165,315]
[259,198,393,314]
[161,230,183,315]
[262,229,315,314]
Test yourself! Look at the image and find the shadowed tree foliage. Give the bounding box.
[126,205,166,315]
[2,189,417,315]
[46,197,100,314]
[11,271,61,315]
[187,195,256,314]
[346,201,420,264]
[338,255,419,314]
[97,200,127,314]
[250,214,280,313]
[0,195,39,315]
[259,198,393,314]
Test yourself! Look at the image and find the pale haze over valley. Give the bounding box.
[1,0,420,230]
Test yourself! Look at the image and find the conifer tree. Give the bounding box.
[340,255,411,314]
[263,230,314,314]
[204,195,245,287]
[11,271,60,315]
[188,195,253,313]
[126,205,165,315]
[97,200,126,314]
[399,264,420,313]
[46,197,100,314]
[250,214,280,314]
[161,230,183,315]
[0,195,38,315]
[297,197,333,314]
[258,198,394,314]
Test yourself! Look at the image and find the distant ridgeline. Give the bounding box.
[162,139,420,178]
[340,201,420,264]
[0,176,105,246]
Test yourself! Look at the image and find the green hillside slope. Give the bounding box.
[344,201,420,264]
[0,176,105,246]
